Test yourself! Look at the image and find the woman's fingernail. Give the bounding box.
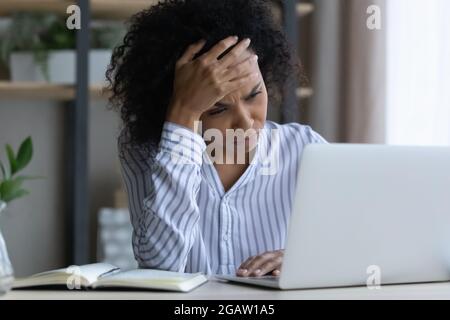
[239,268,247,274]
[255,269,261,275]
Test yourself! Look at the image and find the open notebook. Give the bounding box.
[12,263,208,292]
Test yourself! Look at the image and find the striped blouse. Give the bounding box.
[118,120,327,275]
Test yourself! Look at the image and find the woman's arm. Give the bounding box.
[119,122,206,272]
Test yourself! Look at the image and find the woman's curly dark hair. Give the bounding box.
[107,0,302,149]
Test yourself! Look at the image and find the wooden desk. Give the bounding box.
[3,279,450,300]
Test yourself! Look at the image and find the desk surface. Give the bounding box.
[3,279,450,300]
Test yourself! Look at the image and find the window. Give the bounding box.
[386,0,450,146]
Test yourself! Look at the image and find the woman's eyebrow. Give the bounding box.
[244,81,263,99]
[213,81,262,108]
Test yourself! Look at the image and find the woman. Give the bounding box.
[107,0,327,277]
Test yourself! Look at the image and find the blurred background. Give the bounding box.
[0,0,448,277]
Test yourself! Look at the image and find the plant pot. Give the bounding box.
[0,201,14,296]
[90,50,112,84]
[9,49,112,84]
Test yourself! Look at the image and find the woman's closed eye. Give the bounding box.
[208,91,262,116]
[245,91,262,101]
[208,106,227,116]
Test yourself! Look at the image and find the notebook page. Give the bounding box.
[29,262,119,285]
[98,268,201,283]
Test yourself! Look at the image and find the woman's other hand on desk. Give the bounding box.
[236,249,284,277]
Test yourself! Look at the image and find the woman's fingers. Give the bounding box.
[238,253,271,276]
[218,37,252,70]
[245,252,276,276]
[236,255,258,276]
[198,36,239,64]
[236,250,284,277]
[222,54,258,82]
[238,256,256,271]
[223,71,259,95]
[258,256,283,277]
[176,39,207,67]
[272,269,281,276]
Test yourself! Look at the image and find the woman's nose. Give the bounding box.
[233,104,254,130]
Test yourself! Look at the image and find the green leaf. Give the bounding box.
[0,160,6,180]
[16,137,33,173]
[6,188,29,203]
[0,175,40,203]
[5,144,18,176]
[15,175,45,181]
[0,178,27,202]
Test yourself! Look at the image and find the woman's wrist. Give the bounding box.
[166,100,202,132]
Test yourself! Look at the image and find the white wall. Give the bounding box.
[0,99,123,277]
[0,101,66,276]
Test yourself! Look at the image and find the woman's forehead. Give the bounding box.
[220,77,264,102]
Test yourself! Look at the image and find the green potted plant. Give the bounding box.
[0,137,38,296]
[0,12,125,84]
[0,12,75,83]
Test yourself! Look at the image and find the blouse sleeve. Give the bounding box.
[118,121,206,272]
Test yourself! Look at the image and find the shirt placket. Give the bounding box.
[219,196,233,273]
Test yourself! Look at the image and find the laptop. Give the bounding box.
[216,144,450,289]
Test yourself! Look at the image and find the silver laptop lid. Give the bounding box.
[280,144,450,289]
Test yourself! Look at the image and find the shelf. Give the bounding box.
[0,0,159,20]
[90,0,159,20]
[0,82,109,101]
[0,0,72,16]
[0,82,310,101]
[1,1,311,20]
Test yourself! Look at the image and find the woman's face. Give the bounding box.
[199,49,268,157]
